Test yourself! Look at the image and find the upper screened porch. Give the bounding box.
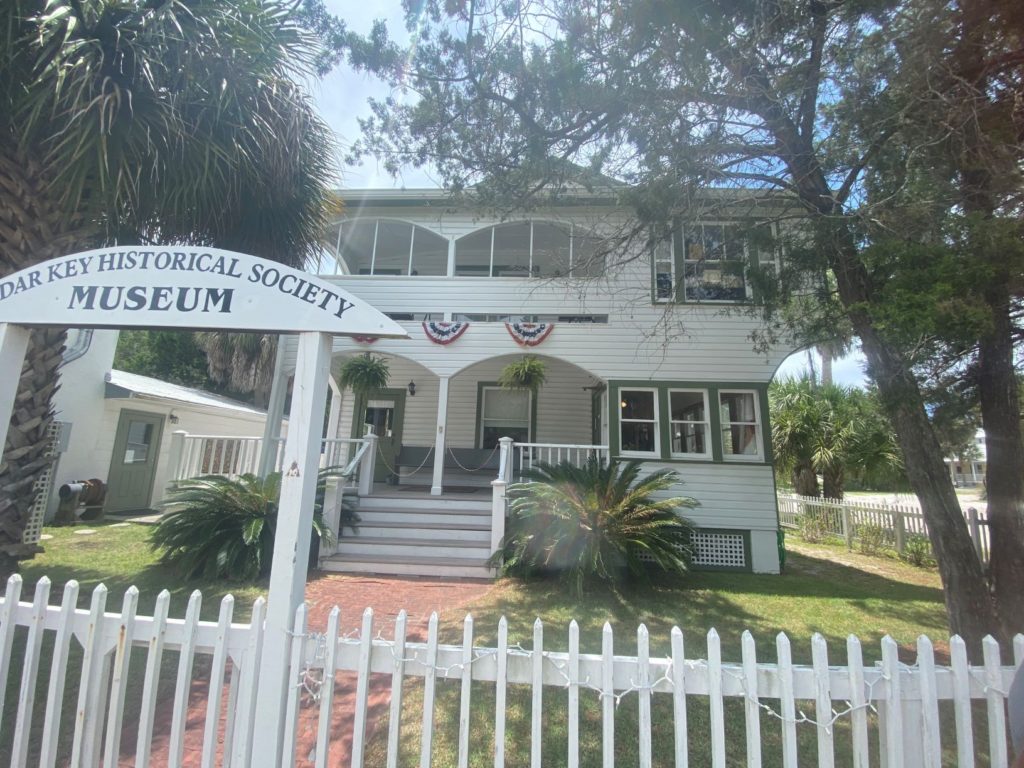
[323,217,608,279]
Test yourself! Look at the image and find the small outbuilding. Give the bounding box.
[47,329,268,518]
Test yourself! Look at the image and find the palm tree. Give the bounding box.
[0,1,336,575]
[498,458,697,595]
[770,376,902,499]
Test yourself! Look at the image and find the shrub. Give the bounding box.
[496,458,697,595]
[798,508,830,543]
[901,534,936,568]
[857,523,888,556]
[152,468,357,580]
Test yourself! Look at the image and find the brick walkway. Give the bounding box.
[127,573,494,767]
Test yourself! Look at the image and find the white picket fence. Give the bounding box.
[777,493,992,563]
[1,575,1022,767]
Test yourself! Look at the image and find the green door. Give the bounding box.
[106,409,165,513]
[353,389,406,482]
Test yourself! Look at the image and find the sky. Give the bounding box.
[313,1,437,189]
[313,2,870,388]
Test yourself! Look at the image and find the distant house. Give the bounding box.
[945,429,987,487]
[256,186,797,577]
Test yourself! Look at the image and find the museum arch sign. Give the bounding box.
[0,247,407,764]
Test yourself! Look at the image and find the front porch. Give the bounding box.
[160,351,612,577]
[164,430,608,578]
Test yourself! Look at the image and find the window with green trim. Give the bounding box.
[669,389,711,459]
[618,389,659,456]
[479,386,531,447]
[651,222,779,303]
[719,390,763,460]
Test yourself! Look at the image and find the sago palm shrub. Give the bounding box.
[496,458,697,594]
[152,468,358,580]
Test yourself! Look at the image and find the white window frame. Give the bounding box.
[654,238,675,303]
[668,388,712,460]
[455,220,599,278]
[478,385,532,447]
[618,387,661,458]
[718,389,763,462]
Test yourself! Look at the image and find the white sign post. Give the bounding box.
[0,247,407,765]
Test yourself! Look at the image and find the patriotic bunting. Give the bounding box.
[505,322,554,346]
[423,320,470,345]
[351,335,378,344]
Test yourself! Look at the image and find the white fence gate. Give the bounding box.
[777,493,991,563]
[0,575,1020,767]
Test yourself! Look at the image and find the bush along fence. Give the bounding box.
[1,577,1022,767]
[777,493,990,564]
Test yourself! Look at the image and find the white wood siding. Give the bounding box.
[646,462,778,531]
[292,320,784,383]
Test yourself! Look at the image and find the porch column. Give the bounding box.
[252,331,332,766]
[258,338,290,477]
[0,324,30,449]
[326,374,343,440]
[431,376,450,495]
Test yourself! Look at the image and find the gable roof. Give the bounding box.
[104,369,266,417]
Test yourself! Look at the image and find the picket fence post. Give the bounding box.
[894,510,906,554]
[841,506,853,550]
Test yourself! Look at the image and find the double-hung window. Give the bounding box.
[618,389,659,456]
[669,390,711,459]
[654,240,675,302]
[479,386,531,447]
[719,390,763,460]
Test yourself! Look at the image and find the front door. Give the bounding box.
[106,409,165,513]
[354,389,405,482]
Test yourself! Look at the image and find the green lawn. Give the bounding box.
[2,523,964,767]
[18,521,266,620]
[363,538,953,768]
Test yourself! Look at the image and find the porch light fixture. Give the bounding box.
[169,411,180,424]
[408,381,417,396]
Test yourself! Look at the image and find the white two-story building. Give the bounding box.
[257,188,795,578]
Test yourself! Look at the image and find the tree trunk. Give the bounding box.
[822,465,844,500]
[853,316,996,653]
[818,346,834,387]
[0,141,90,579]
[812,211,998,653]
[792,464,819,497]
[976,286,1024,639]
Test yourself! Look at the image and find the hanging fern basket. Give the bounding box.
[499,355,547,393]
[337,353,390,396]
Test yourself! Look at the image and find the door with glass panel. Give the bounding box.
[106,410,165,512]
[354,389,406,482]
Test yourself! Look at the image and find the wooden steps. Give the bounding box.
[319,492,495,578]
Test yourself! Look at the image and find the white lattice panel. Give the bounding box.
[22,421,64,546]
[690,530,747,569]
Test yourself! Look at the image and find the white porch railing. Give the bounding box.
[167,432,369,483]
[511,441,610,482]
[777,493,991,564]
[1,575,1020,768]
[491,440,611,562]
